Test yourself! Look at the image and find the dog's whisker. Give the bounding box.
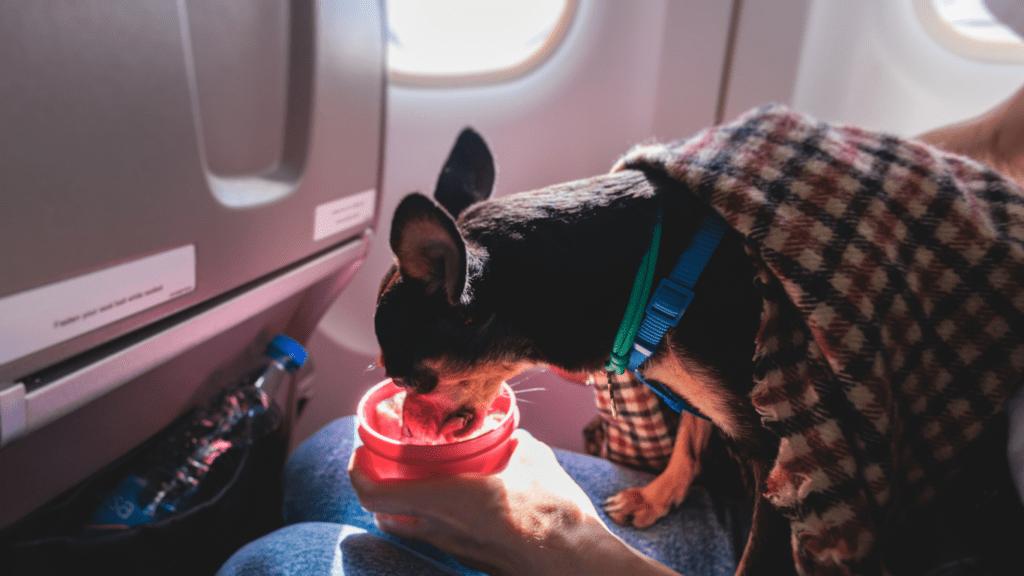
[509,387,547,395]
[507,373,541,387]
[514,397,534,404]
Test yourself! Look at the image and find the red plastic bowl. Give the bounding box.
[353,379,520,481]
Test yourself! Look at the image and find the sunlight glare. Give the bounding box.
[932,0,1023,43]
[387,0,569,77]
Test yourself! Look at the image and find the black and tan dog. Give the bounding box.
[375,101,1024,574]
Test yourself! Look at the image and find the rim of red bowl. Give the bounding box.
[357,379,519,462]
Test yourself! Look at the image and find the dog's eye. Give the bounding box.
[391,377,407,389]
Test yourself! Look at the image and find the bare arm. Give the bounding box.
[917,84,1024,188]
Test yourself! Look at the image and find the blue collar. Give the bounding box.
[606,208,726,419]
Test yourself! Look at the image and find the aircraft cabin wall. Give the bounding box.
[304,0,815,453]
[0,1,386,532]
[792,0,1024,136]
[305,0,1024,458]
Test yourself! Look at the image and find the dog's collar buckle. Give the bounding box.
[636,279,694,350]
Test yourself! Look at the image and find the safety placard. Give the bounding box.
[0,245,196,366]
[313,189,376,241]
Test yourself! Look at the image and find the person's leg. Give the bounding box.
[217,415,481,576]
[281,416,373,529]
[215,522,466,576]
[554,449,747,576]
[281,416,484,576]
[284,415,748,575]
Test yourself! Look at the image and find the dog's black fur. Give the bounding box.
[377,131,759,399]
[374,128,796,574]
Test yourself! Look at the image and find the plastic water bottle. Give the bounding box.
[85,334,307,531]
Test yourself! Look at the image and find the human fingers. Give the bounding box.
[347,446,498,521]
[354,436,646,576]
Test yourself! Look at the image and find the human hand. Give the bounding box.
[349,430,679,576]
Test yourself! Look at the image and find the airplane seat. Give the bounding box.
[0,1,386,572]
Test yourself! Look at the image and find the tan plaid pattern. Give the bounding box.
[610,105,1024,575]
[583,372,678,473]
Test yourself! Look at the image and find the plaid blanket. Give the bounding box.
[596,104,1024,575]
[583,371,679,473]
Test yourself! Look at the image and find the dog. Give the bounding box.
[374,107,1024,575]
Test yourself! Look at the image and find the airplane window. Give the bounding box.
[386,0,574,85]
[933,0,1022,43]
[916,0,1024,63]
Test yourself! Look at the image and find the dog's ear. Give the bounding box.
[434,128,495,219]
[390,193,467,305]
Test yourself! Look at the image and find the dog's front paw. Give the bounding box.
[602,486,678,529]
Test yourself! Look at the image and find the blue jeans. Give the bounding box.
[217,416,749,575]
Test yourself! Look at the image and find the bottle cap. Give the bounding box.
[266,334,308,372]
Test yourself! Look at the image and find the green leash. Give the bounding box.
[603,206,726,419]
[605,209,662,374]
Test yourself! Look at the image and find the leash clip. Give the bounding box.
[605,370,618,419]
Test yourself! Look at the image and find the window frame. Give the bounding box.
[913,0,1024,64]
[386,0,579,88]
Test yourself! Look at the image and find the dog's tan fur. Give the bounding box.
[603,412,713,529]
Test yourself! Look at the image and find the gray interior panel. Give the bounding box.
[0,0,385,385]
[0,0,385,530]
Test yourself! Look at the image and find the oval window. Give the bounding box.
[915,0,1024,63]
[386,0,575,86]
